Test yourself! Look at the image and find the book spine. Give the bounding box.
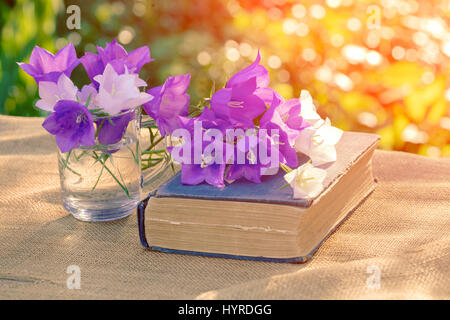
[137,191,157,249]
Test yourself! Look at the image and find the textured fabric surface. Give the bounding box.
[0,115,449,300]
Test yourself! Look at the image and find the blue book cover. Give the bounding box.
[137,132,379,263]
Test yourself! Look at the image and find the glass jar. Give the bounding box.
[58,108,142,222]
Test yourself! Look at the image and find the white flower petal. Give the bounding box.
[126,92,153,110]
[57,74,78,100]
[294,117,343,166]
[300,90,322,125]
[310,144,337,166]
[316,118,343,145]
[294,126,314,155]
[37,81,59,111]
[36,74,78,111]
[284,162,327,199]
[95,64,151,115]
[35,99,53,111]
[283,168,297,184]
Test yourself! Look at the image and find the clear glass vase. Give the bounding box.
[58,108,142,222]
[140,115,174,193]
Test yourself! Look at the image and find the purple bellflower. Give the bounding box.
[42,100,95,153]
[259,103,299,169]
[210,51,275,127]
[170,109,230,187]
[178,132,227,188]
[18,43,79,84]
[261,96,309,147]
[181,162,226,187]
[80,39,153,87]
[225,134,268,184]
[211,76,266,127]
[226,50,269,89]
[95,111,135,146]
[143,74,191,136]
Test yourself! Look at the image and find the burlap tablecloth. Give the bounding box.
[0,115,448,300]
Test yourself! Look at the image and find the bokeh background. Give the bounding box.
[1,0,449,157]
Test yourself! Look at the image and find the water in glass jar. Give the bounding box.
[58,134,142,222]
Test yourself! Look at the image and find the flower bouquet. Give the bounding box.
[18,40,189,221]
[156,51,343,198]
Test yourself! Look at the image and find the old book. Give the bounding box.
[137,132,380,263]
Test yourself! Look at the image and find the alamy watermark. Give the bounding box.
[66,265,81,289]
[169,120,280,175]
[366,265,381,290]
[66,5,81,30]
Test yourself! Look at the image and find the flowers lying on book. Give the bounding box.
[282,162,327,199]
[295,117,344,166]
[151,52,344,198]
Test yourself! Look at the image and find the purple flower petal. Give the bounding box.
[96,112,134,145]
[254,87,284,106]
[29,46,56,74]
[126,46,154,73]
[226,50,269,88]
[41,112,61,135]
[226,164,244,181]
[55,134,80,153]
[204,164,225,187]
[226,163,262,184]
[18,43,79,84]
[80,52,106,86]
[210,88,232,121]
[211,75,267,126]
[143,74,191,135]
[80,39,153,87]
[231,76,257,98]
[55,43,80,76]
[42,100,95,153]
[142,85,163,119]
[243,165,262,183]
[97,39,128,66]
[235,94,266,123]
[181,164,206,185]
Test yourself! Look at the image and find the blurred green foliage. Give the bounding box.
[0,0,61,116]
[0,0,449,156]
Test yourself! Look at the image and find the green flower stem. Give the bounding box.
[92,151,132,199]
[91,165,104,192]
[278,183,290,190]
[142,149,166,155]
[65,165,82,177]
[61,151,71,169]
[74,150,88,161]
[141,126,167,171]
[142,158,164,170]
[95,119,105,138]
[127,140,140,166]
[60,151,82,176]
[143,136,165,153]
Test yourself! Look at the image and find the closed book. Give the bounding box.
[137,132,380,263]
